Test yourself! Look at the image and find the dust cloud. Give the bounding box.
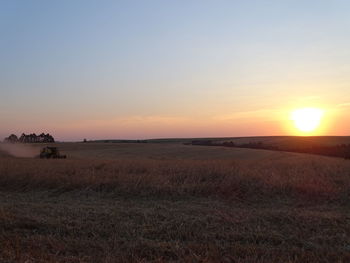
[0,143,39,158]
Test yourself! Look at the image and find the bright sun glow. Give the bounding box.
[291,108,324,133]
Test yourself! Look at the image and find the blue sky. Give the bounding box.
[1,0,350,140]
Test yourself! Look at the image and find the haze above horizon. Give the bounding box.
[1,0,349,141]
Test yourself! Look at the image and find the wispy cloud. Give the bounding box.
[214,108,284,121]
[336,102,350,108]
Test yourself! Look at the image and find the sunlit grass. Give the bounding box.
[0,146,350,262]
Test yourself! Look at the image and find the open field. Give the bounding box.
[1,142,292,160]
[92,136,350,146]
[126,136,350,147]
[0,143,350,262]
[215,136,350,147]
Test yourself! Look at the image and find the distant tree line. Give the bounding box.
[4,133,55,143]
[87,140,148,143]
[188,140,350,160]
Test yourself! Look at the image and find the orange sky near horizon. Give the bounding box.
[2,103,349,141]
[1,1,350,141]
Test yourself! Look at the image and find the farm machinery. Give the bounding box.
[39,147,66,159]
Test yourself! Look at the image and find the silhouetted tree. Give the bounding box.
[17,133,55,143]
[4,134,18,143]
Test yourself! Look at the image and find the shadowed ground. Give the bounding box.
[0,143,349,262]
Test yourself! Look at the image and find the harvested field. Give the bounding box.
[0,143,349,262]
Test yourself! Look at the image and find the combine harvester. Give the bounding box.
[39,147,66,159]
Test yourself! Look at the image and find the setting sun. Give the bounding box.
[291,108,324,133]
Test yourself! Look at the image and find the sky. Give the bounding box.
[1,0,350,141]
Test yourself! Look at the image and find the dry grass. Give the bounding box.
[0,144,350,262]
[0,156,349,202]
[45,142,281,160]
